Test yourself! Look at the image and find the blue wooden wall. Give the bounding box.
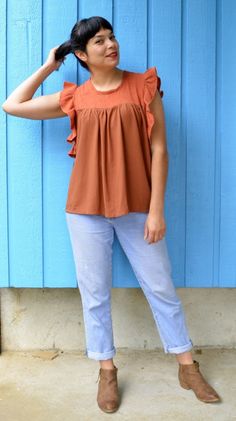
[0,0,236,288]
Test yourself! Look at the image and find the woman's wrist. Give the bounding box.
[41,62,58,74]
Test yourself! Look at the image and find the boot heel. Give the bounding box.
[179,380,191,390]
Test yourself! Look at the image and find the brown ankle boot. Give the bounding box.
[178,360,221,403]
[96,365,120,413]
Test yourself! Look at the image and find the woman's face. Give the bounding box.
[76,27,120,70]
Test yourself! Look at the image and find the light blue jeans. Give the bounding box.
[66,211,193,360]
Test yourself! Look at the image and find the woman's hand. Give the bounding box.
[43,46,66,72]
[144,212,166,244]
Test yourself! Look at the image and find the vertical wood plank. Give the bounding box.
[150,0,184,286]
[185,0,216,287]
[213,0,221,287]
[7,0,43,287]
[0,0,9,287]
[219,0,236,286]
[43,1,78,287]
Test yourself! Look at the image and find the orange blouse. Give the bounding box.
[59,66,164,217]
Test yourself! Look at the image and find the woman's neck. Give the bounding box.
[89,67,123,90]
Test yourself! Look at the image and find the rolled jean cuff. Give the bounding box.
[164,340,194,354]
[85,347,116,361]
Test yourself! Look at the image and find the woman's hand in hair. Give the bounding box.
[44,46,66,72]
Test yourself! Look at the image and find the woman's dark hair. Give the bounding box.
[55,16,113,71]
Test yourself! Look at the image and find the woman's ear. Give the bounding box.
[74,50,88,63]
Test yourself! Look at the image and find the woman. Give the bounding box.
[2,16,220,413]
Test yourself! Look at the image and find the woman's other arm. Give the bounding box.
[1,46,67,120]
[143,91,168,243]
[148,90,168,215]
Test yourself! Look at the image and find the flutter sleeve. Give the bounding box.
[59,81,78,158]
[143,66,164,140]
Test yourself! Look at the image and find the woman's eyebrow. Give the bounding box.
[94,32,113,39]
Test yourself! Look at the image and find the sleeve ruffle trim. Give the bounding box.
[143,66,164,140]
[59,81,78,158]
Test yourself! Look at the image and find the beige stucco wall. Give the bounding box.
[0,288,235,351]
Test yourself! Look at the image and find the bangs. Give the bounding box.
[73,16,113,47]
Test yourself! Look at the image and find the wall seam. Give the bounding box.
[213,0,222,286]
[181,0,187,287]
[6,0,10,287]
[41,0,44,287]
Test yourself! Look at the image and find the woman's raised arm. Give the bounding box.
[1,46,68,120]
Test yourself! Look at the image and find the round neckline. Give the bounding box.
[89,70,126,95]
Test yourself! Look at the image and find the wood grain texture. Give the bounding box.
[42,1,78,287]
[7,0,43,287]
[219,0,236,287]
[184,0,217,287]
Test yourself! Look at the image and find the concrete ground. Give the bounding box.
[0,348,235,421]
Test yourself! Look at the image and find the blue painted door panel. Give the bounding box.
[0,0,236,287]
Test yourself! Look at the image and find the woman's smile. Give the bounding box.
[106,51,118,58]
